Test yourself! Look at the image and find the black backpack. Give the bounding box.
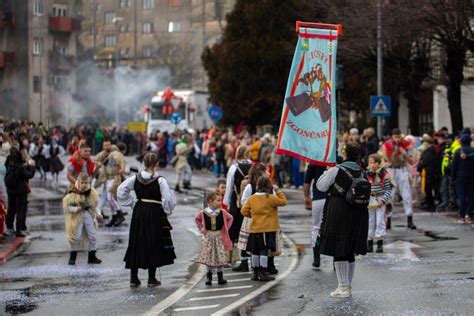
[334,165,371,206]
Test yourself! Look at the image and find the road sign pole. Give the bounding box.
[377,0,384,138]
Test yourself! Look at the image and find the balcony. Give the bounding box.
[0,52,16,68]
[48,16,81,33]
[48,51,76,72]
[0,10,15,28]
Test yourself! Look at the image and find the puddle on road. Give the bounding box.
[422,230,458,241]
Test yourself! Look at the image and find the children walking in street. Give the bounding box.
[366,154,392,253]
[241,176,287,281]
[63,173,102,265]
[195,192,233,286]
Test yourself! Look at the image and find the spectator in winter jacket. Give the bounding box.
[417,138,438,211]
[451,133,474,223]
[4,147,36,237]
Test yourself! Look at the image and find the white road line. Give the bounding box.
[196,285,254,293]
[174,304,220,312]
[187,228,202,236]
[146,228,207,315]
[211,234,299,316]
[188,293,240,301]
[227,278,251,283]
[225,272,252,276]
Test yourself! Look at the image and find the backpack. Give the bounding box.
[233,165,248,208]
[333,165,371,206]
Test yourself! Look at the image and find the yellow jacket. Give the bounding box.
[241,190,288,233]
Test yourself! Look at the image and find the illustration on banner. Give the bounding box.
[285,63,332,122]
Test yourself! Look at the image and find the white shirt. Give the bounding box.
[316,167,339,192]
[204,207,220,216]
[117,170,177,215]
[223,160,251,206]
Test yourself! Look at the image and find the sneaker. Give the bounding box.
[3,229,15,237]
[330,287,352,298]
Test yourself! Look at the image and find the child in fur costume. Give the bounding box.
[63,173,102,265]
[195,192,233,286]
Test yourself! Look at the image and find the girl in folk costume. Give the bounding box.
[49,138,65,182]
[233,163,267,273]
[63,173,102,265]
[223,145,252,265]
[366,154,393,253]
[241,176,288,282]
[195,192,233,285]
[118,152,177,288]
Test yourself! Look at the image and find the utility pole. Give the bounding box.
[201,0,206,90]
[376,0,384,138]
[92,0,97,52]
[38,0,44,124]
[134,0,138,65]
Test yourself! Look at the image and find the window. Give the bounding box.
[51,75,70,92]
[120,24,129,33]
[33,76,41,93]
[52,4,68,17]
[143,0,154,9]
[105,35,116,47]
[32,38,43,55]
[143,46,154,57]
[53,39,69,55]
[104,11,115,23]
[33,1,43,15]
[168,0,182,7]
[142,22,153,33]
[168,21,181,33]
[119,0,131,8]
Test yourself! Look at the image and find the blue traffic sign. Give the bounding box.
[370,96,391,117]
[170,112,181,125]
[208,104,223,122]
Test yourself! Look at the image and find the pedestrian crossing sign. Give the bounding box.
[370,96,391,117]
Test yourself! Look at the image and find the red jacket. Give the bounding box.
[69,151,95,176]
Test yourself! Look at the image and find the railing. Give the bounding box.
[48,16,81,33]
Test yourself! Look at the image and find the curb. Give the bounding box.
[0,236,32,266]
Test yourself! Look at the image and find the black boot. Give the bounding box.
[183,181,192,190]
[312,244,321,268]
[148,267,161,287]
[174,184,183,193]
[376,239,384,253]
[386,204,392,230]
[232,259,249,272]
[268,257,278,275]
[386,217,392,230]
[258,267,275,282]
[105,215,118,227]
[130,268,141,288]
[367,240,374,253]
[407,216,417,229]
[217,271,227,285]
[88,251,102,264]
[102,214,110,219]
[114,211,126,227]
[68,251,77,265]
[251,267,259,281]
[205,271,212,285]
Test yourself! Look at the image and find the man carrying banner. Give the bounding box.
[380,128,417,229]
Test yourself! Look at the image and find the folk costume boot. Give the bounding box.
[217,271,227,285]
[205,271,212,285]
[105,215,118,227]
[407,216,417,230]
[88,251,102,264]
[68,251,77,265]
[251,267,260,281]
[386,217,392,230]
[258,268,275,282]
[268,257,278,275]
[367,240,374,253]
[313,242,321,268]
[114,210,126,227]
[148,267,161,287]
[183,181,192,190]
[130,269,141,288]
[232,259,249,272]
[174,184,183,193]
[376,240,384,253]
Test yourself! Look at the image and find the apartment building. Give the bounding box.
[79,0,235,90]
[0,0,81,125]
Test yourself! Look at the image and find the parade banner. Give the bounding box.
[276,22,342,166]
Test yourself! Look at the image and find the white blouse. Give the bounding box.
[117,170,177,215]
[316,167,339,192]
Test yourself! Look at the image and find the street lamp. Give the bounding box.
[113,16,124,128]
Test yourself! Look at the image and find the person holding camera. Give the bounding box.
[63,172,102,265]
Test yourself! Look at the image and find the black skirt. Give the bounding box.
[247,232,277,252]
[319,196,368,257]
[124,201,176,269]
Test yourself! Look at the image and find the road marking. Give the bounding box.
[146,228,207,315]
[227,278,250,283]
[187,228,202,236]
[196,285,254,293]
[174,304,220,312]
[225,272,251,276]
[211,234,299,316]
[188,293,240,301]
[385,240,422,262]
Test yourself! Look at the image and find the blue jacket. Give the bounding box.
[451,145,474,179]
